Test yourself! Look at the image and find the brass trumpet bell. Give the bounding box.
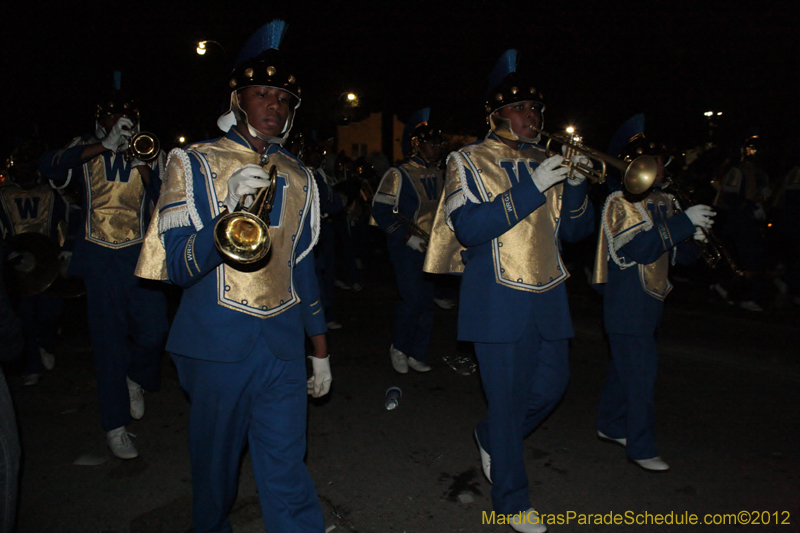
[214,166,278,264]
[123,132,160,162]
[532,127,658,194]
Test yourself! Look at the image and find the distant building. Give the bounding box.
[336,112,404,164]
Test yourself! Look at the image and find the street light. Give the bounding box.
[196,40,226,55]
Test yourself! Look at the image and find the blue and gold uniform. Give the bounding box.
[136,20,328,533]
[136,127,325,533]
[0,179,68,378]
[425,131,593,516]
[592,187,697,463]
[373,145,442,367]
[39,131,168,432]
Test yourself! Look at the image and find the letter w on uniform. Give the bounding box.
[103,155,131,183]
[14,197,40,218]
[499,160,536,184]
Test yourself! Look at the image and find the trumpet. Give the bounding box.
[392,206,430,249]
[667,180,745,277]
[530,126,658,195]
[123,132,160,162]
[214,159,278,264]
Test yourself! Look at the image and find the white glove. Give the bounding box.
[406,234,427,253]
[562,146,591,185]
[307,355,332,398]
[130,158,147,168]
[531,154,569,192]
[753,204,766,220]
[693,227,709,243]
[223,164,271,212]
[58,250,72,276]
[101,117,134,152]
[684,204,715,229]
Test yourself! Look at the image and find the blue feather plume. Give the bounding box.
[488,49,517,94]
[237,19,287,66]
[402,108,431,156]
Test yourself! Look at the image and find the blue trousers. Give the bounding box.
[474,329,570,515]
[17,292,63,374]
[596,334,659,460]
[84,256,168,431]
[0,367,20,533]
[387,241,434,361]
[172,336,324,533]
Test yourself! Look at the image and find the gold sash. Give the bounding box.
[83,155,147,248]
[136,138,317,318]
[424,139,568,292]
[0,183,65,244]
[592,190,675,300]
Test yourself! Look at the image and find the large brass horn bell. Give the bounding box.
[123,132,160,162]
[531,126,658,194]
[214,165,278,264]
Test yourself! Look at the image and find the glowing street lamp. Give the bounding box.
[196,40,226,55]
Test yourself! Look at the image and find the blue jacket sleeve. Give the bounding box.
[450,165,547,247]
[39,144,89,183]
[618,212,695,265]
[558,180,595,243]
[295,213,327,337]
[162,219,225,288]
[372,169,412,243]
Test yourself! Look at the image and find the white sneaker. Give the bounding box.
[326,320,343,330]
[107,427,138,459]
[738,300,764,312]
[597,430,627,447]
[510,508,547,533]
[39,348,55,370]
[334,280,352,290]
[474,429,492,483]
[389,345,408,374]
[23,374,41,387]
[433,298,456,310]
[127,377,145,420]
[407,357,431,372]
[352,282,363,292]
[632,456,670,471]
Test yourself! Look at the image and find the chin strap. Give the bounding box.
[218,90,298,145]
[488,113,541,145]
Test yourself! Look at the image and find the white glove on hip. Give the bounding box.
[307,355,332,398]
[532,154,569,192]
[224,164,271,213]
[406,234,427,253]
[684,204,716,229]
[693,227,709,243]
[101,117,134,152]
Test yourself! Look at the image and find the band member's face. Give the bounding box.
[496,101,543,138]
[238,86,291,138]
[418,141,442,163]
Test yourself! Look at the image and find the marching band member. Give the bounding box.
[592,116,714,472]
[0,139,68,386]
[424,50,594,532]
[39,80,168,460]
[135,20,330,533]
[372,108,444,374]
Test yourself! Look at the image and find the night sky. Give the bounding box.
[3,1,798,160]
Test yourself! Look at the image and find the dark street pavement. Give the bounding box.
[6,245,800,533]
